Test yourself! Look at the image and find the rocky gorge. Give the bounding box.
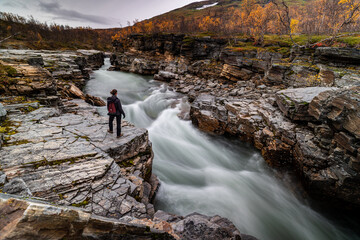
[0,49,254,239]
[111,34,360,210]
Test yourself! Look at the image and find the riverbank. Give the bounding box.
[85,59,360,240]
[110,33,360,210]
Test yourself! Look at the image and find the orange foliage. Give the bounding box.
[112,0,360,45]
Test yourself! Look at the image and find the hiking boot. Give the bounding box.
[116,134,123,138]
[108,130,113,134]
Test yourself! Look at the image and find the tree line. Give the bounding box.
[0,12,118,50]
[112,0,360,46]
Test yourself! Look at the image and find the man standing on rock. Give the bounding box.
[107,89,126,138]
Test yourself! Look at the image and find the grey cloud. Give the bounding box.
[3,0,28,9]
[38,1,111,25]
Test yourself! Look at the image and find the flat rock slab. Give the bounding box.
[0,193,175,240]
[276,87,338,121]
[0,99,154,219]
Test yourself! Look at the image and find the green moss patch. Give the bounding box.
[71,198,90,207]
[0,64,18,77]
[0,119,20,135]
[31,153,97,169]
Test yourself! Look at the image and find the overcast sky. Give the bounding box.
[0,0,201,29]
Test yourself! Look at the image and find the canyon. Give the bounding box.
[111,33,360,209]
[0,49,249,239]
[0,33,359,239]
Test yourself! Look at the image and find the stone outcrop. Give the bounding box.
[63,84,106,106]
[275,87,338,121]
[111,33,360,210]
[0,193,249,240]
[0,99,156,219]
[314,47,360,66]
[0,50,105,106]
[0,98,252,239]
[154,211,249,240]
[0,193,175,240]
[190,87,360,208]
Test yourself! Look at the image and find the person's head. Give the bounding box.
[110,89,117,95]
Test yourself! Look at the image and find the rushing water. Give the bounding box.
[85,59,360,240]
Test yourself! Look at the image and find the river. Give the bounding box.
[85,59,359,240]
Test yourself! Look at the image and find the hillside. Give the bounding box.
[112,0,360,47]
[0,12,120,51]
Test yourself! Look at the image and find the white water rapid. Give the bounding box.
[85,59,360,240]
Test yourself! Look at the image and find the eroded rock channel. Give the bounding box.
[0,50,247,240]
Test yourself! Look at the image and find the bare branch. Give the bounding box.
[0,32,20,44]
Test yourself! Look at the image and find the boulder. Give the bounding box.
[77,50,105,70]
[264,64,288,86]
[154,71,178,82]
[220,64,253,81]
[308,86,360,138]
[190,94,227,135]
[155,211,249,240]
[65,84,85,99]
[130,58,159,75]
[85,94,106,106]
[335,74,360,87]
[276,87,338,121]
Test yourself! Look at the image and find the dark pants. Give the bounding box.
[109,115,121,136]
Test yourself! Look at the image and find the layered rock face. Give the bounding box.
[0,193,174,240]
[1,99,156,219]
[0,50,105,106]
[111,34,360,209]
[0,193,251,240]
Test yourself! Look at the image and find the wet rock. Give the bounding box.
[0,103,6,122]
[172,213,242,240]
[276,87,337,121]
[155,211,248,240]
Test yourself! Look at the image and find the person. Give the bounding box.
[107,89,126,138]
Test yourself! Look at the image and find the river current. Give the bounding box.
[85,59,359,240]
